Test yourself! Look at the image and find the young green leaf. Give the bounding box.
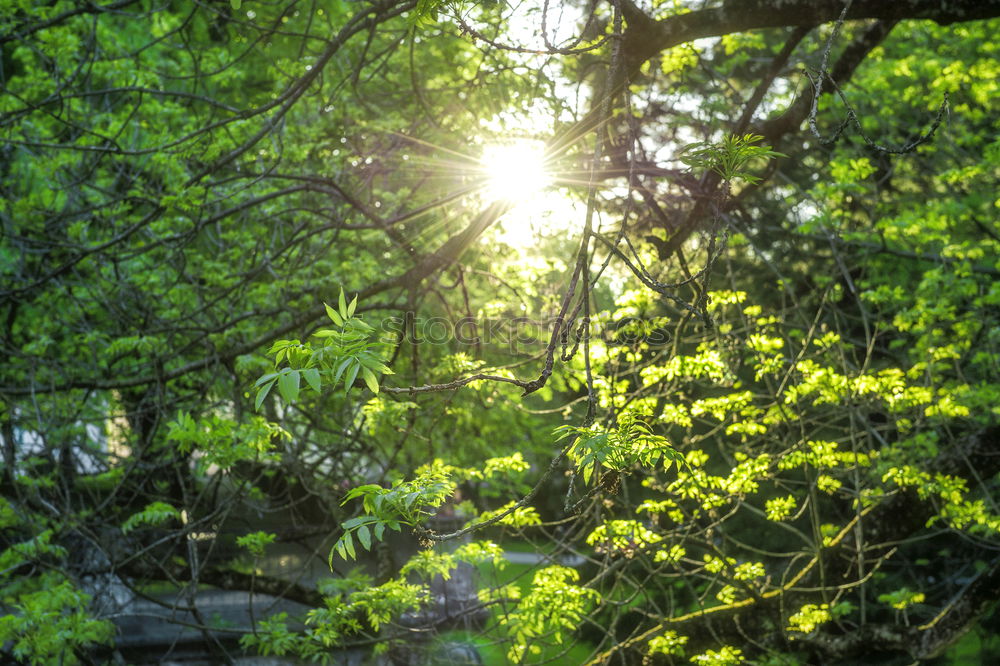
[357,524,372,551]
[255,380,276,411]
[254,372,278,387]
[303,368,321,393]
[362,367,380,394]
[347,318,374,333]
[344,361,360,392]
[338,289,348,319]
[358,351,392,375]
[278,370,300,403]
[324,302,344,327]
[332,357,353,385]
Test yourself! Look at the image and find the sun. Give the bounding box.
[476,138,582,248]
[481,139,553,202]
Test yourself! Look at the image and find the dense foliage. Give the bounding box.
[2,0,998,663]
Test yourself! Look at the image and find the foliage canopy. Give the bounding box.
[1,0,999,663]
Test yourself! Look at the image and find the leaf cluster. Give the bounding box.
[254,290,393,409]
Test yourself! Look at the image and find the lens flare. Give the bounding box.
[481,140,552,202]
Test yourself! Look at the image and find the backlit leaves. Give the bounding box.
[255,290,392,409]
[555,412,681,484]
[679,134,786,184]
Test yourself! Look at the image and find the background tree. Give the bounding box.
[1,0,998,663]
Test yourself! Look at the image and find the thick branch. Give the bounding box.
[649,19,897,262]
[631,0,999,69]
[558,0,998,152]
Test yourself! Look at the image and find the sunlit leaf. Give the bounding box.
[361,367,379,394]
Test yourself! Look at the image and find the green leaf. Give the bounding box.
[254,372,278,387]
[342,484,382,504]
[303,368,321,393]
[338,289,348,320]
[230,0,241,10]
[255,380,275,411]
[324,302,344,327]
[343,532,356,559]
[347,318,374,332]
[332,357,352,385]
[344,361,360,392]
[278,370,300,403]
[123,502,180,533]
[357,524,372,551]
[553,425,578,441]
[347,294,358,318]
[358,351,392,374]
[361,367,380,394]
